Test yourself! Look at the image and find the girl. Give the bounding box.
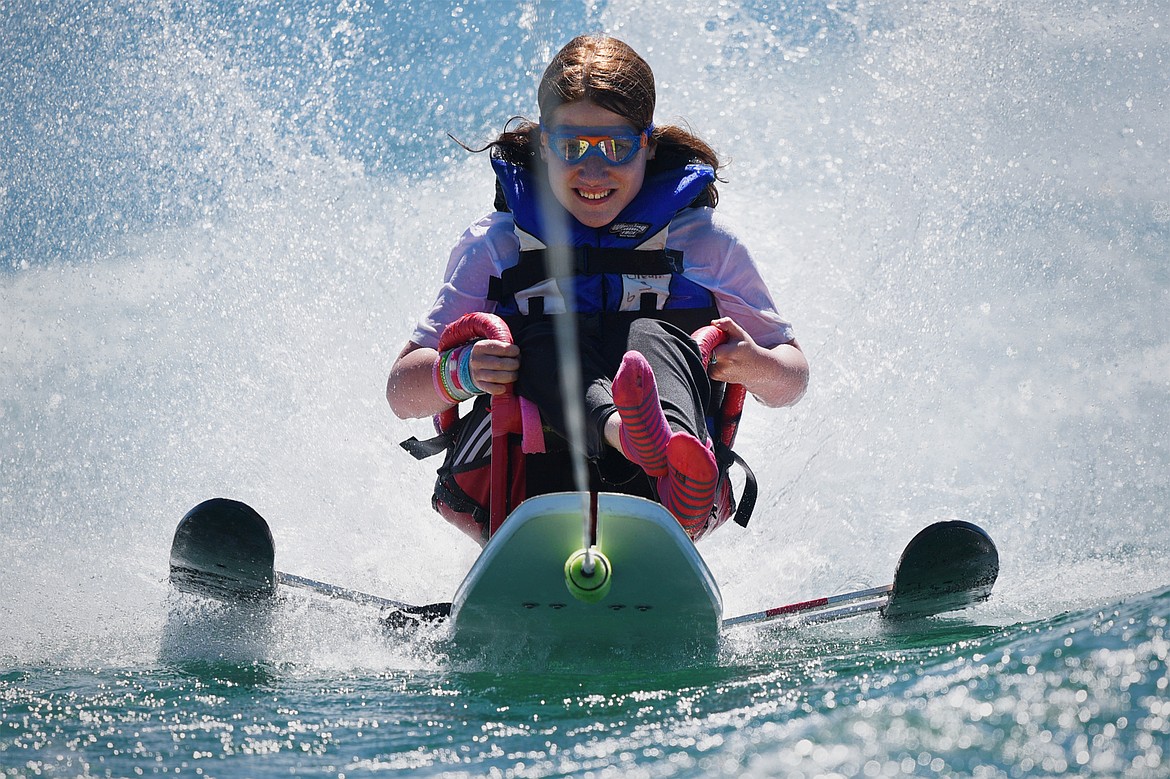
[388,35,808,540]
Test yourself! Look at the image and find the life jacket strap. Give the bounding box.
[487,246,684,305]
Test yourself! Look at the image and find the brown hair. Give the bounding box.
[484,35,723,206]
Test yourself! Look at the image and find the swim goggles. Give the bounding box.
[541,124,653,166]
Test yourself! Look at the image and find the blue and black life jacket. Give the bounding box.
[486,156,722,337]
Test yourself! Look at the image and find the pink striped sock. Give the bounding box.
[658,432,718,538]
[613,351,670,478]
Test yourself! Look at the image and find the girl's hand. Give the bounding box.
[705,317,757,384]
[468,339,521,396]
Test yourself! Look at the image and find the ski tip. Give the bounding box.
[169,498,277,600]
[883,520,999,620]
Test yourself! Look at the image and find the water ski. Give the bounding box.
[723,519,1000,629]
[168,497,449,621]
[448,492,722,650]
[883,519,999,619]
[169,498,276,600]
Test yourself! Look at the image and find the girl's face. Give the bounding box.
[540,100,653,229]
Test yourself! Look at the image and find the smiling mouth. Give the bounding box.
[577,189,614,201]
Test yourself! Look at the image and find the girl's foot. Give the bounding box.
[658,432,718,538]
[613,351,670,478]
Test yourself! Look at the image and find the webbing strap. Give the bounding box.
[714,441,758,528]
[400,431,451,460]
[488,246,684,303]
